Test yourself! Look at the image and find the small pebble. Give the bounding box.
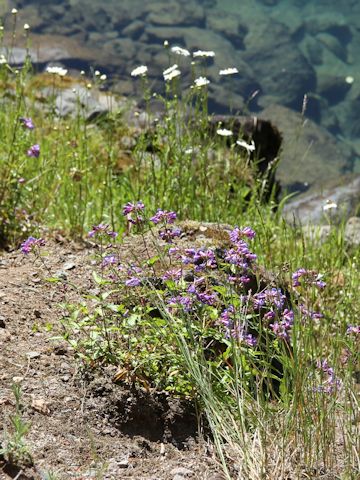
[170,467,193,477]
[26,351,41,359]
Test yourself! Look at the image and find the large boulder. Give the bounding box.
[242,20,316,109]
[260,104,353,190]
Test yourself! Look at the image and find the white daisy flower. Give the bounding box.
[217,128,233,136]
[131,65,148,77]
[163,65,181,81]
[345,76,354,84]
[236,139,256,153]
[0,55,7,65]
[194,76,210,87]
[11,8,18,14]
[323,200,338,211]
[46,66,68,76]
[193,50,215,58]
[171,46,191,57]
[219,67,239,76]
[23,23,30,30]
[100,74,107,81]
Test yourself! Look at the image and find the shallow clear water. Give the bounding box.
[4,0,360,186]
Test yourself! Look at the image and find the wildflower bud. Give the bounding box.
[23,23,30,30]
[95,70,100,76]
[164,40,169,47]
[86,83,92,89]
[80,70,85,75]
[100,74,107,81]
[11,8,18,14]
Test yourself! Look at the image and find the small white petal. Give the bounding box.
[131,65,148,77]
[236,139,256,153]
[219,67,239,76]
[216,128,233,136]
[194,76,210,87]
[171,46,191,57]
[193,50,215,58]
[323,200,338,211]
[46,66,68,76]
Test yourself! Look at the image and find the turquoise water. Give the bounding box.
[4,0,360,186]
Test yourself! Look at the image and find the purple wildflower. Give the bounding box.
[125,277,141,287]
[19,117,35,130]
[292,269,326,289]
[315,359,341,394]
[229,226,256,243]
[162,268,182,282]
[228,274,251,285]
[346,325,360,335]
[101,255,117,267]
[168,294,194,312]
[88,224,117,238]
[159,227,181,243]
[27,144,40,158]
[20,236,45,254]
[224,240,256,267]
[299,304,323,320]
[253,288,286,311]
[150,209,177,225]
[122,201,145,225]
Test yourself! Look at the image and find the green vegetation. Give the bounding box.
[0,383,33,467]
[1,16,359,480]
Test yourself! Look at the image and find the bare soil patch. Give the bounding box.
[0,237,222,480]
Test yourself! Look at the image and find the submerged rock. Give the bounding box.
[260,104,353,189]
[283,175,360,225]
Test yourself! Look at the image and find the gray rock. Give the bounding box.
[121,20,145,40]
[316,32,348,62]
[283,175,360,225]
[242,20,316,108]
[146,1,205,27]
[317,75,351,105]
[206,10,247,49]
[260,104,353,189]
[345,217,360,245]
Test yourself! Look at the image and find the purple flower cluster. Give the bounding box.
[229,226,256,243]
[88,224,118,238]
[219,305,257,346]
[181,248,217,271]
[20,236,45,254]
[270,309,294,340]
[19,117,35,130]
[150,209,177,225]
[168,294,194,312]
[292,268,326,289]
[315,359,341,394]
[162,268,182,282]
[252,288,286,311]
[346,325,360,335]
[124,265,143,287]
[27,144,40,158]
[299,304,323,320]
[101,255,117,268]
[122,201,145,225]
[187,278,218,306]
[159,226,181,243]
